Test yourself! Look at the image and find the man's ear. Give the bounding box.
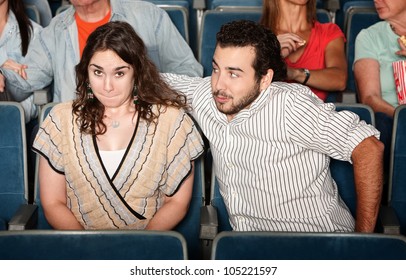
[260,69,274,91]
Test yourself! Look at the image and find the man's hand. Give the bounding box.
[2,59,27,79]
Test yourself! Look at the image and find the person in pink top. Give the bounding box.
[260,0,347,101]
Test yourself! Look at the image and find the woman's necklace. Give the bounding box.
[111,120,120,128]
[104,115,121,129]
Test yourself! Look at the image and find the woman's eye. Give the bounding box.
[94,70,102,76]
[116,71,124,77]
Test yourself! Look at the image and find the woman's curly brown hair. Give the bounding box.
[72,21,187,135]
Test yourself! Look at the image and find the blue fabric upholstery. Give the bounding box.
[24,4,41,24]
[208,0,262,10]
[146,1,190,42]
[0,219,6,230]
[0,230,187,259]
[210,172,232,232]
[147,0,200,55]
[342,2,380,93]
[330,104,375,216]
[199,10,262,77]
[388,105,406,235]
[175,155,207,259]
[212,231,406,260]
[33,103,55,230]
[0,102,28,230]
[335,0,375,30]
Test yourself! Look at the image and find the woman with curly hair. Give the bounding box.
[33,21,204,230]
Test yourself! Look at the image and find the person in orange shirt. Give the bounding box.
[0,0,202,122]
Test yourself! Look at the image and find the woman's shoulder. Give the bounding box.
[314,21,343,34]
[357,21,391,42]
[156,104,188,118]
[47,101,73,118]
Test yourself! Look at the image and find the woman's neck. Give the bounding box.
[103,102,135,120]
[389,21,406,37]
[277,1,310,34]
[387,9,406,36]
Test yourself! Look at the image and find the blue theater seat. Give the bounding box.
[0,102,34,230]
[0,230,187,259]
[382,105,406,235]
[211,231,406,260]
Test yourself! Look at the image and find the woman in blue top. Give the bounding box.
[0,0,42,121]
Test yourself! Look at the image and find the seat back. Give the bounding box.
[208,0,262,10]
[344,3,380,94]
[0,230,187,259]
[330,104,375,216]
[0,102,28,229]
[146,1,190,43]
[388,104,406,235]
[24,4,41,25]
[335,0,375,30]
[198,9,262,77]
[212,231,406,260]
[175,155,206,259]
[210,169,232,232]
[33,103,56,230]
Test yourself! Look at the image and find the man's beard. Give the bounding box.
[213,82,261,116]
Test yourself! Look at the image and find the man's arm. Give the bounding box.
[352,136,384,232]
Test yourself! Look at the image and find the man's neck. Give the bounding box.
[74,0,110,22]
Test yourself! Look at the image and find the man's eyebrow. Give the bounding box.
[211,59,244,72]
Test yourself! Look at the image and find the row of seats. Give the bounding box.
[2,230,406,260]
[1,102,406,260]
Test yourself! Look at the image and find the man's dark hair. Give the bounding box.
[216,20,287,82]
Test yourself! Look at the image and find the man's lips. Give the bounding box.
[215,95,230,103]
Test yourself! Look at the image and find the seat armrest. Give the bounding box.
[378,205,401,235]
[200,205,218,259]
[33,86,52,106]
[8,204,38,230]
[200,205,218,240]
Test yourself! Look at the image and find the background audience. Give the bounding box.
[260,0,347,102]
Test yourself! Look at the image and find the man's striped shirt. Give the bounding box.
[164,73,380,232]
